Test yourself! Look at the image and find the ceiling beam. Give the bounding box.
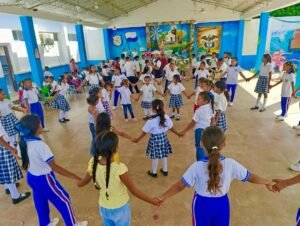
[193,0,243,12]
[102,0,128,15]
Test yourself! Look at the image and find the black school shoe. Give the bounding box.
[5,182,20,195]
[12,192,31,205]
[59,119,66,123]
[250,106,259,110]
[160,169,168,176]
[147,170,157,178]
[64,118,70,122]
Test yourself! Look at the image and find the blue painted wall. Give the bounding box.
[240,55,256,70]
[108,27,147,59]
[0,77,9,96]
[194,21,239,58]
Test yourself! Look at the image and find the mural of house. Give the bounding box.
[165,30,176,43]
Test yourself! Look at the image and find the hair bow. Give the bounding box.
[15,123,31,137]
[211,146,218,151]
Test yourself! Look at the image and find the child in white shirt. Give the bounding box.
[111,67,127,110]
[139,66,154,84]
[118,80,137,122]
[194,62,210,89]
[164,62,180,93]
[214,80,229,132]
[102,83,113,118]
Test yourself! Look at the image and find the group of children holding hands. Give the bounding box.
[0,50,299,226]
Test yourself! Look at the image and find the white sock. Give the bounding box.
[9,135,17,145]
[146,108,152,116]
[162,157,168,172]
[59,111,65,120]
[143,108,148,116]
[255,96,261,107]
[262,98,268,109]
[152,159,158,174]
[64,112,68,119]
[5,183,20,199]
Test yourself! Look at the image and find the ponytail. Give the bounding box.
[105,151,112,200]
[19,136,29,170]
[92,155,100,190]
[199,91,214,112]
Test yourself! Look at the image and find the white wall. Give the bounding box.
[111,0,241,28]
[84,27,106,61]
[242,19,260,55]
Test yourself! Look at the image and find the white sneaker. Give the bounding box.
[228,102,233,107]
[43,128,50,132]
[112,106,117,110]
[289,162,300,172]
[293,125,300,130]
[276,116,285,121]
[48,218,59,226]
[75,221,88,226]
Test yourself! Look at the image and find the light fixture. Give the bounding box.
[112,26,117,30]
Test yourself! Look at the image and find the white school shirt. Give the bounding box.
[133,60,140,72]
[182,157,250,197]
[141,84,157,102]
[193,103,215,130]
[96,102,105,113]
[224,58,232,66]
[166,70,180,82]
[225,65,242,84]
[163,63,171,74]
[27,139,54,176]
[140,59,146,72]
[49,81,58,92]
[124,61,135,77]
[280,72,295,97]
[101,68,109,77]
[85,73,103,85]
[168,82,185,95]
[23,89,39,104]
[0,121,9,142]
[195,60,209,70]
[0,99,13,117]
[192,58,197,69]
[143,114,173,134]
[214,93,228,112]
[194,87,203,105]
[44,71,54,78]
[194,69,210,78]
[102,89,110,102]
[210,57,218,68]
[259,63,272,77]
[220,62,228,78]
[58,83,69,97]
[111,74,127,87]
[117,86,132,105]
[120,59,126,73]
[139,73,154,83]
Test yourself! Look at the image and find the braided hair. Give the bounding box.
[92,131,118,200]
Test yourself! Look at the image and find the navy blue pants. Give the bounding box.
[194,128,205,161]
[122,104,135,119]
[30,102,45,128]
[89,123,95,156]
[280,97,291,117]
[226,84,237,103]
[192,194,230,226]
[27,171,76,226]
[113,87,121,107]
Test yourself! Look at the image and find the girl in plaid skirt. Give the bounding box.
[136,76,163,120]
[101,83,113,118]
[0,89,28,146]
[214,81,230,133]
[164,74,190,121]
[132,99,181,178]
[0,121,31,204]
[247,54,272,112]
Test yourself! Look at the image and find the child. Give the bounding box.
[18,81,26,109]
[77,131,161,226]
[213,58,227,82]
[191,53,197,75]
[139,66,154,84]
[136,76,162,119]
[124,56,140,94]
[18,115,87,226]
[165,74,189,120]
[48,77,59,96]
[180,92,215,161]
[132,99,181,177]
[188,77,206,112]
[117,80,137,122]
[248,54,272,112]
[159,126,275,226]
[23,79,49,132]
[0,120,31,205]
[51,77,71,123]
[210,52,218,70]
[269,62,295,121]
[101,83,113,118]
[133,55,141,77]
[165,62,180,93]
[44,66,54,78]
[224,52,232,66]
[220,57,248,106]
[111,67,127,110]
[78,65,105,94]
[0,89,27,145]
[194,62,210,89]
[214,80,229,132]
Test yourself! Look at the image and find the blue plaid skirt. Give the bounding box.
[88,84,101,94]
[169,94,183,108]
[216,112,227,132]
[146,133,172,159]
[51,94,70,112]
[141,101,152,109]
[1,113,19,137]
[255,76,269,94]
[0,146,23,184]
[102,101,112,117]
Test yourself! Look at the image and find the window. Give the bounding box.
[12,30,24,41]
[68,33,77,42]
[53,33,58,41]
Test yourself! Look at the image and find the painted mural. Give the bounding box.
[146,21,194,57]
[270,29,300,54]
[108,27,147,59]
[197,26,222,55]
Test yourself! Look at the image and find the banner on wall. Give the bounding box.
[146,20,194,57]
[270,29,300,54]
[197,26,222,55]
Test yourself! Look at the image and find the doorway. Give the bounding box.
[0,46,17,94]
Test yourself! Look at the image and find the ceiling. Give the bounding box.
[0,0,298,27]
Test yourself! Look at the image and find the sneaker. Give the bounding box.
[49,218,59,226]
[250,106,259,110]
[160,169,168,176]
[112,106,117,110]
[59,119,66,123]
[276,116,285,121]
[293,125,300,130]
[43,128,50,132]
[259,108,266,112]
[289,162,300,172]
[12,192,31,205]
[124,119,129,122]
[175,115,181,121]
[228,102,233,107]
[74,221,88,226]
[63,118,70,122]
[132,118,138,121]
[147,170,157,178]
[5,182,20,195]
